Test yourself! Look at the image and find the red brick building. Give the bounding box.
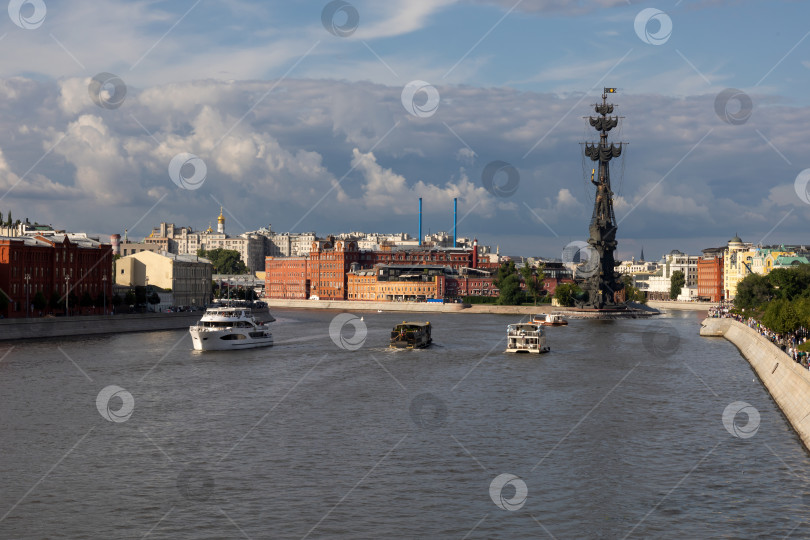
[697,249,724,302]
[265,242,499,301]
[264,256,308,299]
[0,234,113,317]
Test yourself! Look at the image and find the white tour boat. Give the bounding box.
[505,322,550,354]
[532,313,569,326]
[190,307,275,351]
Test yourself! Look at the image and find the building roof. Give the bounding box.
[774,256,810,266]
[120,250,212,264]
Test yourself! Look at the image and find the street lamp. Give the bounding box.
[145,276,149,312]
[24,273,30,318]
[102,274,107,316]
[65,274,70,316]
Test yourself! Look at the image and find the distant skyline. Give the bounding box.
[1,0,809,261]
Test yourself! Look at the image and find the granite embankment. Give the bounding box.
[648,300,717,311]
[264,298,543,315]
[264,299,658,317]
[701,317,810,452]
[0,312,203,341]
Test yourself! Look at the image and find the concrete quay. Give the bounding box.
[263,298,657,318]
[700,317,810,452]
[0,312,202,342]
[648,300,717,311]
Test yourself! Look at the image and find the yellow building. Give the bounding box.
[115,251,213,307]
[723,235,755,300]
[347,268,440,301]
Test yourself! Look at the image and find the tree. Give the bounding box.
[762,298,801,334]
[735,273,773,310]
[494,261,522,305]
[124,290,136,306]
[80,291,94,307]
[148,292,161,306]
[670,270,685,300]
[768,268,802,301]
[520,263,545,303]
[554,283,582,307]
[50,291,63,310]
[0,290,8,312]
[621,275,647,304]
[197,248,248,274]
[112,294,123,309]
[33,291,47,311]
[135,286,147,304]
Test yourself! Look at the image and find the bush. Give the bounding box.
[463,296,499,304]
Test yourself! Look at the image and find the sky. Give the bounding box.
[1,0,809,261]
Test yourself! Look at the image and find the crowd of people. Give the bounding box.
[708,305,809,367]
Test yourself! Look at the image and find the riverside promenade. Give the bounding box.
[701,317,810,452]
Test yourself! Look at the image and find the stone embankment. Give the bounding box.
[263,299,657,318]
[700,317,810,452]
[0,312,202,342]
[648,300,717,311]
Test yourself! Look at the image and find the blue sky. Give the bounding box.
[1,0,809,260]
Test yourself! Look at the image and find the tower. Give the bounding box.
[217,207,225,234]
[579,88,626,309]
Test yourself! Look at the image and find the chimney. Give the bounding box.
[453,198,457,248]
[418,197,423,246]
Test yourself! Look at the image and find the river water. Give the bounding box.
[1,309,809,539]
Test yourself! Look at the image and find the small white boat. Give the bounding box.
[190,307,274,351]
[532,313,569,326]
[505,323,550,354]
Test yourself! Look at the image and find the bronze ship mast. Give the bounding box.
[579,88,626,309]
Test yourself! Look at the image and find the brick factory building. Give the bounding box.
[266,242,496,301]
[697,248,724,302]
[0,233,113,317]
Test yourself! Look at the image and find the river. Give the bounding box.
[1,309,808,538]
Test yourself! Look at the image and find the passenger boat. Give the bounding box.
[189,307,275,351]
[532,313,569,326]
[390,321,432,349]
[505,323,550,354]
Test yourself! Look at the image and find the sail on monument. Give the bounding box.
[577,88,626,309]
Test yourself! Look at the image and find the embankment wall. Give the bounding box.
[0,312,201,342]
[700,317,810,451]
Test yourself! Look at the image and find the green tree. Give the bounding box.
[112,294,123,308]
[80,291,94,307]
[148,292,161,306]
[554,283,582,307]
[32,291,47,311]
[494,261,522,305]
[735,273,773,310]
[50,291,63,310]
[0,290,8,312]
[670,270,685,300]
[762,298,801,334]
[621,275,647,304]
[135,286,147,304]
[124,290,136,305]
[519,263,545,304]
[768,268,802,301]
[197,248,248,274]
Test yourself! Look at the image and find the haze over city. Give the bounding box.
[1,0,808,260]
